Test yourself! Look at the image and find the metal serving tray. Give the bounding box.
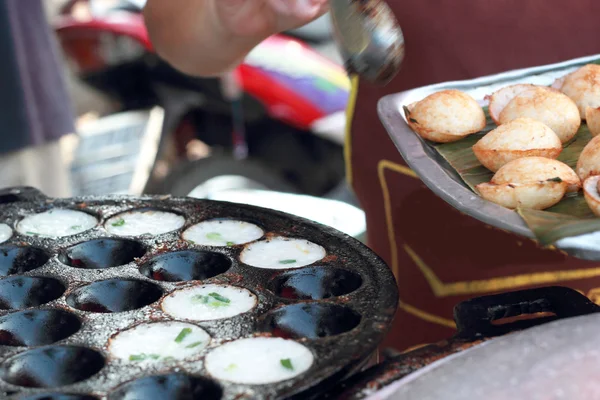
[378,54,600,259]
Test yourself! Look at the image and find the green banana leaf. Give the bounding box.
[432,110,598,246]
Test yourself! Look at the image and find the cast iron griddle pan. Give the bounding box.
[0,187,398,400]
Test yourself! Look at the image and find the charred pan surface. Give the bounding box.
[0,187,398,400]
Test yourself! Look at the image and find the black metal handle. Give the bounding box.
[0,187,46,206]
[453,286,600,339]
[324,286,600,399]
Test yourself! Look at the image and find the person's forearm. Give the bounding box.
[143,0,267,77]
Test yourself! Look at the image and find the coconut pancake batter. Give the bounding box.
[144,0,600,351]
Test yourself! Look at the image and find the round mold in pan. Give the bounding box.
[0,276,66,310]
[66,279,164,313]
[16,209,98,238]
[240,237,327,270]
[108,373,222,400]
[58,238,146,270]
[139,250,231,282]
[268,267,364,300]
[0,245,50,277]
[0,224,12,244]
[107,321,212,365]
[258,303,363,340]
[11,394,99,400]
[160,284,258,322]
[204,337,315,385]
[104,208,186,237]
[0,309,81,347]
[0,191,398,400]
[0,345,105,388]
[182,219,265,247]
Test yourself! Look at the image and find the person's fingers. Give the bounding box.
[268,0,328,20]
[215,0,330,37]
[219,0,260,19]
[268,0,293,15]
[314,2,330,18]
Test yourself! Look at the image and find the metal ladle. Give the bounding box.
[329,0,404,85]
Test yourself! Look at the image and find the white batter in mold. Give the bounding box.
[105,210,185,236]
[17,209,97,238]
[109,321,211,365]
[205,337,314,384]
[0,224,12,243]
[240,237,326,269]
[182,219,263,247]
[161,284,257,321]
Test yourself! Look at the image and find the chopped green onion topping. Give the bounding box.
[209,292,230,303]
[26,231,38,236]
[129,353,162,362]
[279,259,297,265]
[185,341,204,349]
[191,293,230,307]
[280,358,294,370]
[187,239,196,244]
[206,232,222,240]
[174,328,192,343]
[226,241,235,246]
[191,294,210,304]
[225,363,238,372]
[163,356,175,361]
[71,225,82,230]
[111,218,125,227]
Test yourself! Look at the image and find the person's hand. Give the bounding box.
[215,0,329,38]
[144,0,329,76]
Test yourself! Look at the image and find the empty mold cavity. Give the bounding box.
[59,238,145,270]
[260,303,361,339]
[66,279,163,313]
[0,345,105,388]
[0,276,65,310]
[139,250,231,282]
[0,309,81,346]
[270,267,362,300]
[108,373,222,400]
[0,245,50,277]
[18,394,99,400]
